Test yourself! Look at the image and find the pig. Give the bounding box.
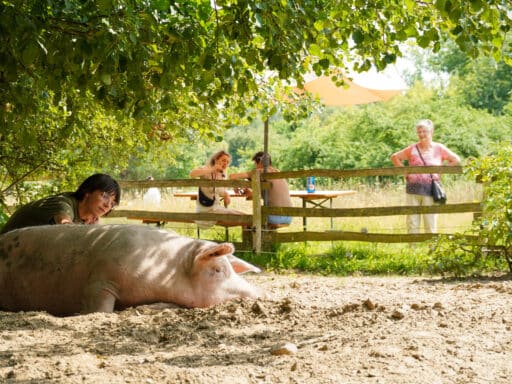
[0,224,261,316]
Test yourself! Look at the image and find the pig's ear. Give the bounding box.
[196,243,261,274]
[227,254,262,274]
[195,243,234,263]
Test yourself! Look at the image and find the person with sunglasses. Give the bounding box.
[1,173,121,234]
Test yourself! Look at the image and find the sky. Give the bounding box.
[301,56,415,91]
[351,59,411,90]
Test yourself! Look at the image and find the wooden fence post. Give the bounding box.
[251,171,262,253]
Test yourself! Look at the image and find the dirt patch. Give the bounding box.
[1,274,512,383]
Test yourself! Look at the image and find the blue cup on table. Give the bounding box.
[306,176,316,193]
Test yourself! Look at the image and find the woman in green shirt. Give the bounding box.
[1,173,120,234]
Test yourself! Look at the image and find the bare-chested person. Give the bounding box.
[230,151,292,227]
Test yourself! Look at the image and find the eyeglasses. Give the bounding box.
[101,191,117,210]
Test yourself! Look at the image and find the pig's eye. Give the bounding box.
[209,265,226,277]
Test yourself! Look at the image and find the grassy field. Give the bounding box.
[103,179,508,276]
[105,179,482,236]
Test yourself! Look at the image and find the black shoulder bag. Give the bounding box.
[198,174,216,207]
[198,188,215,207]
[416,145,447,204]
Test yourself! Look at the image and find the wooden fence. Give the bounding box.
[108,165,483,253]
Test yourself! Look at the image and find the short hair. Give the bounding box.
[73,173,121,205]
[415,119,434,131]
[208,150,231,166]
[252,151,272,165]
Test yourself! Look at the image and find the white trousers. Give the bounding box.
[406,193,437,234]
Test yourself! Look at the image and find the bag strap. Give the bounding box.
[415,145,434,180]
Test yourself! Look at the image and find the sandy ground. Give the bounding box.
[1,273,511,384]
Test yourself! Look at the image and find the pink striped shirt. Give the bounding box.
[399,142,458,195]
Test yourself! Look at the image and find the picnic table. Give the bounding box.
[174,189,357,230]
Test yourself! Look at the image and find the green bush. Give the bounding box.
[429,141,512,275]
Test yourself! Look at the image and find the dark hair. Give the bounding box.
[73,173,121,205]
[252,151,272,165]
[208,150,231,166]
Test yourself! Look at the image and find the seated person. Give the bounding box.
[1,173,120,234]
[189,150,246,229]
[230,151,292,227]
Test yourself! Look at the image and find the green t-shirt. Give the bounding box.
[1,192,82,234]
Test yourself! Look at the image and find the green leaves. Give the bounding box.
[461,141,512,270]
[1,0,511,201]
[352,30,365,45]
[1,0,510,122]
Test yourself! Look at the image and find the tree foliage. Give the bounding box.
[266,83,509,173]
[468,141,512,254]
[218,81,511,192]
[2,0,511,120]
[1,0,511,205]
[426,39,512,115]
[428,141,512,275]
[450,57,512,115]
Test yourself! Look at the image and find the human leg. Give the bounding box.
[406,193,422,234]
[422,195,437,233]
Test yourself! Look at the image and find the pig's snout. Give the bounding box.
[212,277,263,306]
[241,285,262,300]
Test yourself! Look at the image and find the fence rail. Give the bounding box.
[109,209,253,225]
[113,165,479,252]
[263,202,481,218]
[270,231,478,244]
[262,165,463,179]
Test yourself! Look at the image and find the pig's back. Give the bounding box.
[0,224,180,314]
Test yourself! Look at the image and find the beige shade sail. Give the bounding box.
[300,76,403,106]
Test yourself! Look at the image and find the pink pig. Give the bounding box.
[0,224,261,316]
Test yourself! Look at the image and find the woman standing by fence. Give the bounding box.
[390,119,461,234]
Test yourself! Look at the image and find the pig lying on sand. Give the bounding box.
[0,224,262,316]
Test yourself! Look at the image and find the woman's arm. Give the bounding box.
[229,171,255,196]
[189,166,214,178]
[440,145,461,165]
[229,171,251,180]
[390,147,409,167]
